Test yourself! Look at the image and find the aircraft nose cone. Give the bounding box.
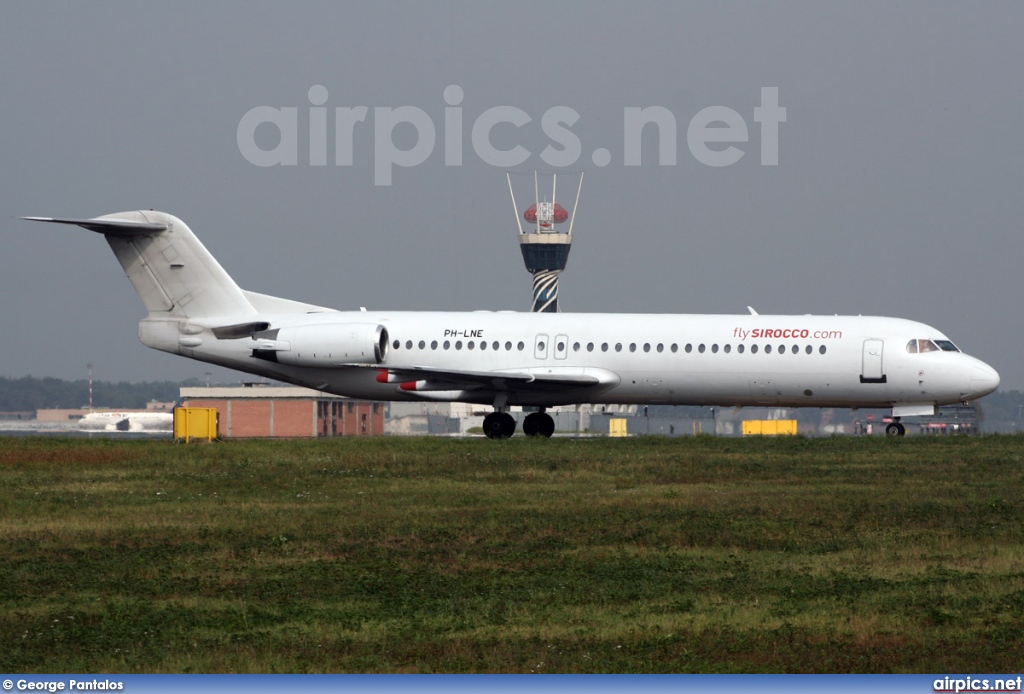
[967,364,1000,399]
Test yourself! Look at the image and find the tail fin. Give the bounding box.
[24,211,256,320]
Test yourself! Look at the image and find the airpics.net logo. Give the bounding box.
[236,85,786,185]
[934,676,1023,693]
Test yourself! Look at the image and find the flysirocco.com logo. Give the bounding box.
[237,85,786,185]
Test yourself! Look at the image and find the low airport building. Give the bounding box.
[179,384,384,437]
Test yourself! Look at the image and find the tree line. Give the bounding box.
[0,376,201,412]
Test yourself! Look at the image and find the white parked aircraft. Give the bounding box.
[78,411,173,433]
[23,211,999,438]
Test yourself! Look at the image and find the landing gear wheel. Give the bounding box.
[885,422,906,437]
[523,412,555,438]
[483,412,517,439]
[483,412,506,439]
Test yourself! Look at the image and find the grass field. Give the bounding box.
[1,435,1022,673]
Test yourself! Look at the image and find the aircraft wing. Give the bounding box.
[373,365,619,392]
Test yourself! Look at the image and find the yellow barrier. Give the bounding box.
[174,407,218,442]
[742,420,797,436]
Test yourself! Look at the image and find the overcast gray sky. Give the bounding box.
[3,1,1022,389]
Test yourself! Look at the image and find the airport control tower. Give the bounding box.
[507,171,583,312]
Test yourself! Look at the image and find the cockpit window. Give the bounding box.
[908,339,958,354]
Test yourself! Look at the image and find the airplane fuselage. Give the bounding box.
[150,310,999,413]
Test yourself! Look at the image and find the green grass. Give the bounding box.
[1,435,1022,672]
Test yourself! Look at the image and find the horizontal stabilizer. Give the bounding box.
[22,216,168,236]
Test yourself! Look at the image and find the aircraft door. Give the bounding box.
[554,334,568,360]
[861,339,886,383]
[534,334,549,360]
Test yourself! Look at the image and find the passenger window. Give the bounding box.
[467,341,475,350]
[724,344,731,353]
[505,341,512,350]
[456,340,463,350]
[671,343,678,353]
[393,340,400,349]
[480,341,487,350]
[805,345,812,354]
[431,340,438,350]
[573,342,580,351]
[629,343,636,352]
[765,344,772,354]
[418,340,425,349]
[778,344,785,354]
[587,342,594,352]
[685,344,693,353]
[443,340,450,350]
[493,341,499,350]
[792,345,798,354]
[698,344,705,353]
[406,340,413,349]
[657,343,664,353]
[615,343,623,352]
[537,341,545,351]
[601,343,609,352]
[751,344,759,354]
[517,341,525,351]
[711,344,718,353]
[737,344,744,353]
[643,343,651,353]
[819,345,827,354]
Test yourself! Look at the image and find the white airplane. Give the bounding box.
[78,410,173,433]
[23,211,999,438]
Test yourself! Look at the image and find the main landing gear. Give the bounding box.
[482,409,555,439]
[483,411,516,439]
[885,418,906,437]
[522,411,555,438]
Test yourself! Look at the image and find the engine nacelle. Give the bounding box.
[273,323,388,366]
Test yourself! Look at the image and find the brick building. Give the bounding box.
[179,385,383,438]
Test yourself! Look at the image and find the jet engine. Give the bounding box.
[253,323,388,365]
